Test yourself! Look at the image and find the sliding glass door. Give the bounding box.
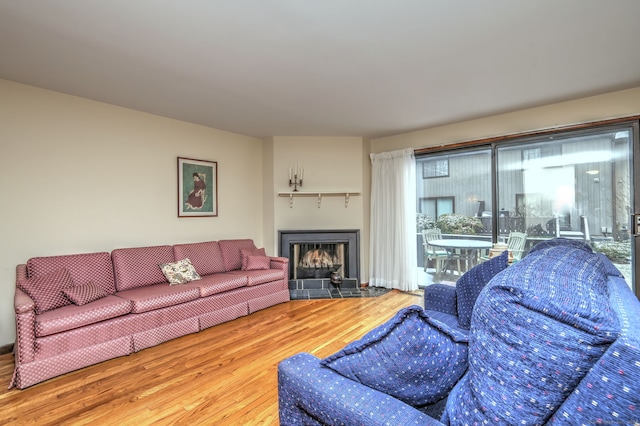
[496,125,634,290]
[417,121,637,293]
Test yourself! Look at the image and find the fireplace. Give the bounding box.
[279,229,360,285]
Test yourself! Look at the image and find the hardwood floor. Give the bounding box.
[0,290,423,425]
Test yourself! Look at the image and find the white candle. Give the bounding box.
[301,167,304,180]
[289,167,292,180]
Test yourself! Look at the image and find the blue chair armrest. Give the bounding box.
[278,352,443,425]
[424,284,457,316]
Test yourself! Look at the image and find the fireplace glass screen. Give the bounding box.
[292,243,347,279]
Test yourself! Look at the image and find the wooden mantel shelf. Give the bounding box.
[278,191,361,208]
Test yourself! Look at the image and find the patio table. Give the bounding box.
[427,239,492,279]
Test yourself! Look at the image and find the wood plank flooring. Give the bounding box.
[0,290,423,426]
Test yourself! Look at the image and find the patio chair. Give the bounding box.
[421,228,448,276]
[506,231,527,261]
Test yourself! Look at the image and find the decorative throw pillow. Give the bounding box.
[240,247,266,270]
[159,258,201,285]
[244,255,270,271]
[443,245,620,425]
[17,268,74,314]
[63,282,109,305]
[321,305,469,407]
[456,250,509,329]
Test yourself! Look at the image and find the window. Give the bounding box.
[422,158,449,178]
[419,197,454,218]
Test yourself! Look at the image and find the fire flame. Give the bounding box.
[299,249,336,268]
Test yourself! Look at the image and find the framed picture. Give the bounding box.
[178,157,218,217]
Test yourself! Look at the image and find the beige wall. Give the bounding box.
[371,87,640,152]
[0,80,264,346]
[269,136,368,276]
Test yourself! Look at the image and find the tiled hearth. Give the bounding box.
[280,229,386,299]
[288,277,390,300]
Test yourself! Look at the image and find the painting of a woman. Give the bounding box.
[186,172,206,210]
[178,157,217,217]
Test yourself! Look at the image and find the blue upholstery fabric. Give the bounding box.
[549,275,640,423]
[423,283,469,336]
[596,252,625,277]
[443,244,620,425]
[320,305,468,407]
[528,236,593,254]
[278,352,442,425]
[423,284,457,315]
[455,250,508,329]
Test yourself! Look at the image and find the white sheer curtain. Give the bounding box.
[369,148,418,291]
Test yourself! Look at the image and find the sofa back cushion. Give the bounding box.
[112,245,174,291]
[173,241,226,276]
[443,243,620,425]
[218,239,256,271]
[26,252,116,294]
[456,250,508,329]
[548,275,640,424]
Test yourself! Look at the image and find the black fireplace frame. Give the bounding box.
[278,229,360,282]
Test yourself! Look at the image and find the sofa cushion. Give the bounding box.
[35,295,132,337]
[63,282,109,306]
[456,250,508,329]
[240,247,267,270]
[443,244,620,425]
[528,236,593,255]
[244,255,270,271]
[159,258,201,285]
[172,241,226,275]
[219,239,256,271]
[320,305,469,407]
[115,283,200,313]
[26,251,116,294]
[596,252,625,277]
[184,273,248,297]
[112,245,174,291]
[228,269,285,286]
[18,268,75,314]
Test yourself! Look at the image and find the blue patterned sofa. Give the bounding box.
[278,239,640,424]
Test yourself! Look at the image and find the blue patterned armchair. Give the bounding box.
[278,239,640,425]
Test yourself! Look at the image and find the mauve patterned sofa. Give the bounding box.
[278,239,640,425]
[11,239,289,389]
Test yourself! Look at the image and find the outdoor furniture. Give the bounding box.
[505,231,527,261]
[421,229,448,275]
[427,239,492,279]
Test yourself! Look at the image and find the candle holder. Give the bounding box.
[289,164,304,192]
[289,174,303,192]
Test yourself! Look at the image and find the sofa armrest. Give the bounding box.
[269,256,288,271]
[278,352,443,425]
[15,287,35,314]
[424,284,457,316]
[13,287,36,365]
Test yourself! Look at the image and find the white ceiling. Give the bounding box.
[1,1,639,139]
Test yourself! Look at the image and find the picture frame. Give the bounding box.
[178,157,218,217]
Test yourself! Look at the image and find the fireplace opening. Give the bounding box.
[293,243,346,279]
[279,229,360,283]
